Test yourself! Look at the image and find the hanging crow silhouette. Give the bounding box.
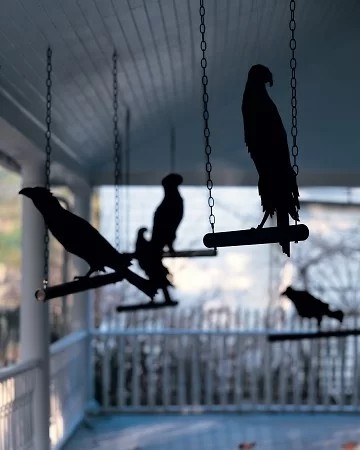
[281,286,344,329]
[19,187,157,299]
[135,227,175,304]
[151,173,184,253]
[242,64,300,256]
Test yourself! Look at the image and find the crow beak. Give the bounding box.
[280,290,286,296]
[268,74,273,87]
[19,187,32,197]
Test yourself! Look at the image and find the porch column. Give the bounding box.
[20,161,50,450]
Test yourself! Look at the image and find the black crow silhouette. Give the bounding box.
[151,173,184,253]
[281,286,344,329]
[242,64,300,256]
[19,187,157,299]
[135,227,175,304]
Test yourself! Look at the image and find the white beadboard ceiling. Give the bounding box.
[0,0,359,186]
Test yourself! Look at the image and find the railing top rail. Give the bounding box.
[0,358,41,382]
[91,328,347,337]
[92,328,269,337]
[50,330,88,356]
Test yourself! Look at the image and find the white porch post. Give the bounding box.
[20,161,50,450]
[71,186,95,407]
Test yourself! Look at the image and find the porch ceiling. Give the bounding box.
[0,0,359,186]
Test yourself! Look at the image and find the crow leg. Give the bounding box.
[74,267,98,281]
[257,211,270,229]
[162,286,176,304]
[124,268,158,299]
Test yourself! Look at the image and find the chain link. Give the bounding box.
[43,46,52,289]
[113,50,121,252]
[199,0,215,232]
[289,0,299,176]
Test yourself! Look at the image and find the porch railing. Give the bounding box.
[50,331,88,450]
[0,330,89,450]
[93,326,360,413]
[0,358,40,450]
[1,319,359,449]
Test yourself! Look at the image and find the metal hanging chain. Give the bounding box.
[199,0,215,233]
[170,126,176,173]
[124,107,130,252]
[113,50,121,252]
[289,0,299,176]
[43,46,52,289]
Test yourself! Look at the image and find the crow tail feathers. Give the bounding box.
[123,268,158,299]
[328,309,344,323]
[277,207,290,257]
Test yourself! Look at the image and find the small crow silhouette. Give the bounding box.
[281,286,344,329]
[151,173,184,253]
[242,64,300,256]
[135,227,175,304]
[19,187,157,299]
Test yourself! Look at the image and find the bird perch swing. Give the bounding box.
[28,48,156,303]
[119,125,216,261]
[200,0,309,255]
[161,126,217,258]
[116,121,215,312]
[268,329,360,342]
[109,57,177,312]
[116,125,179,311]
[268,283,359,342]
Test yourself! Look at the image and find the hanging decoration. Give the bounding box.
[202,0,309,254]
[22,48,157,303]
[113,49,121,254]
[118,176,180,310]
[124,126,217,260]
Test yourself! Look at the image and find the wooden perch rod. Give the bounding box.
[35,271,126,302]
[203,224,309,249]
[268,329,360,342]
[116,300,179,313]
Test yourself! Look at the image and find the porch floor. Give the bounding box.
[63,413,360,450]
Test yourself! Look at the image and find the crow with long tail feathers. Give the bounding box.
[19,187,157,299]
[135,227,175,303]
[281,286,344,329]
[242,64,300,256]
[151,173,184,253]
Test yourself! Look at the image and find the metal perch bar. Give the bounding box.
[203,224,309,248]
[268,329,360,342]
[116,300,179,313]
[35,271,126,302]
[123,249,217,258]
